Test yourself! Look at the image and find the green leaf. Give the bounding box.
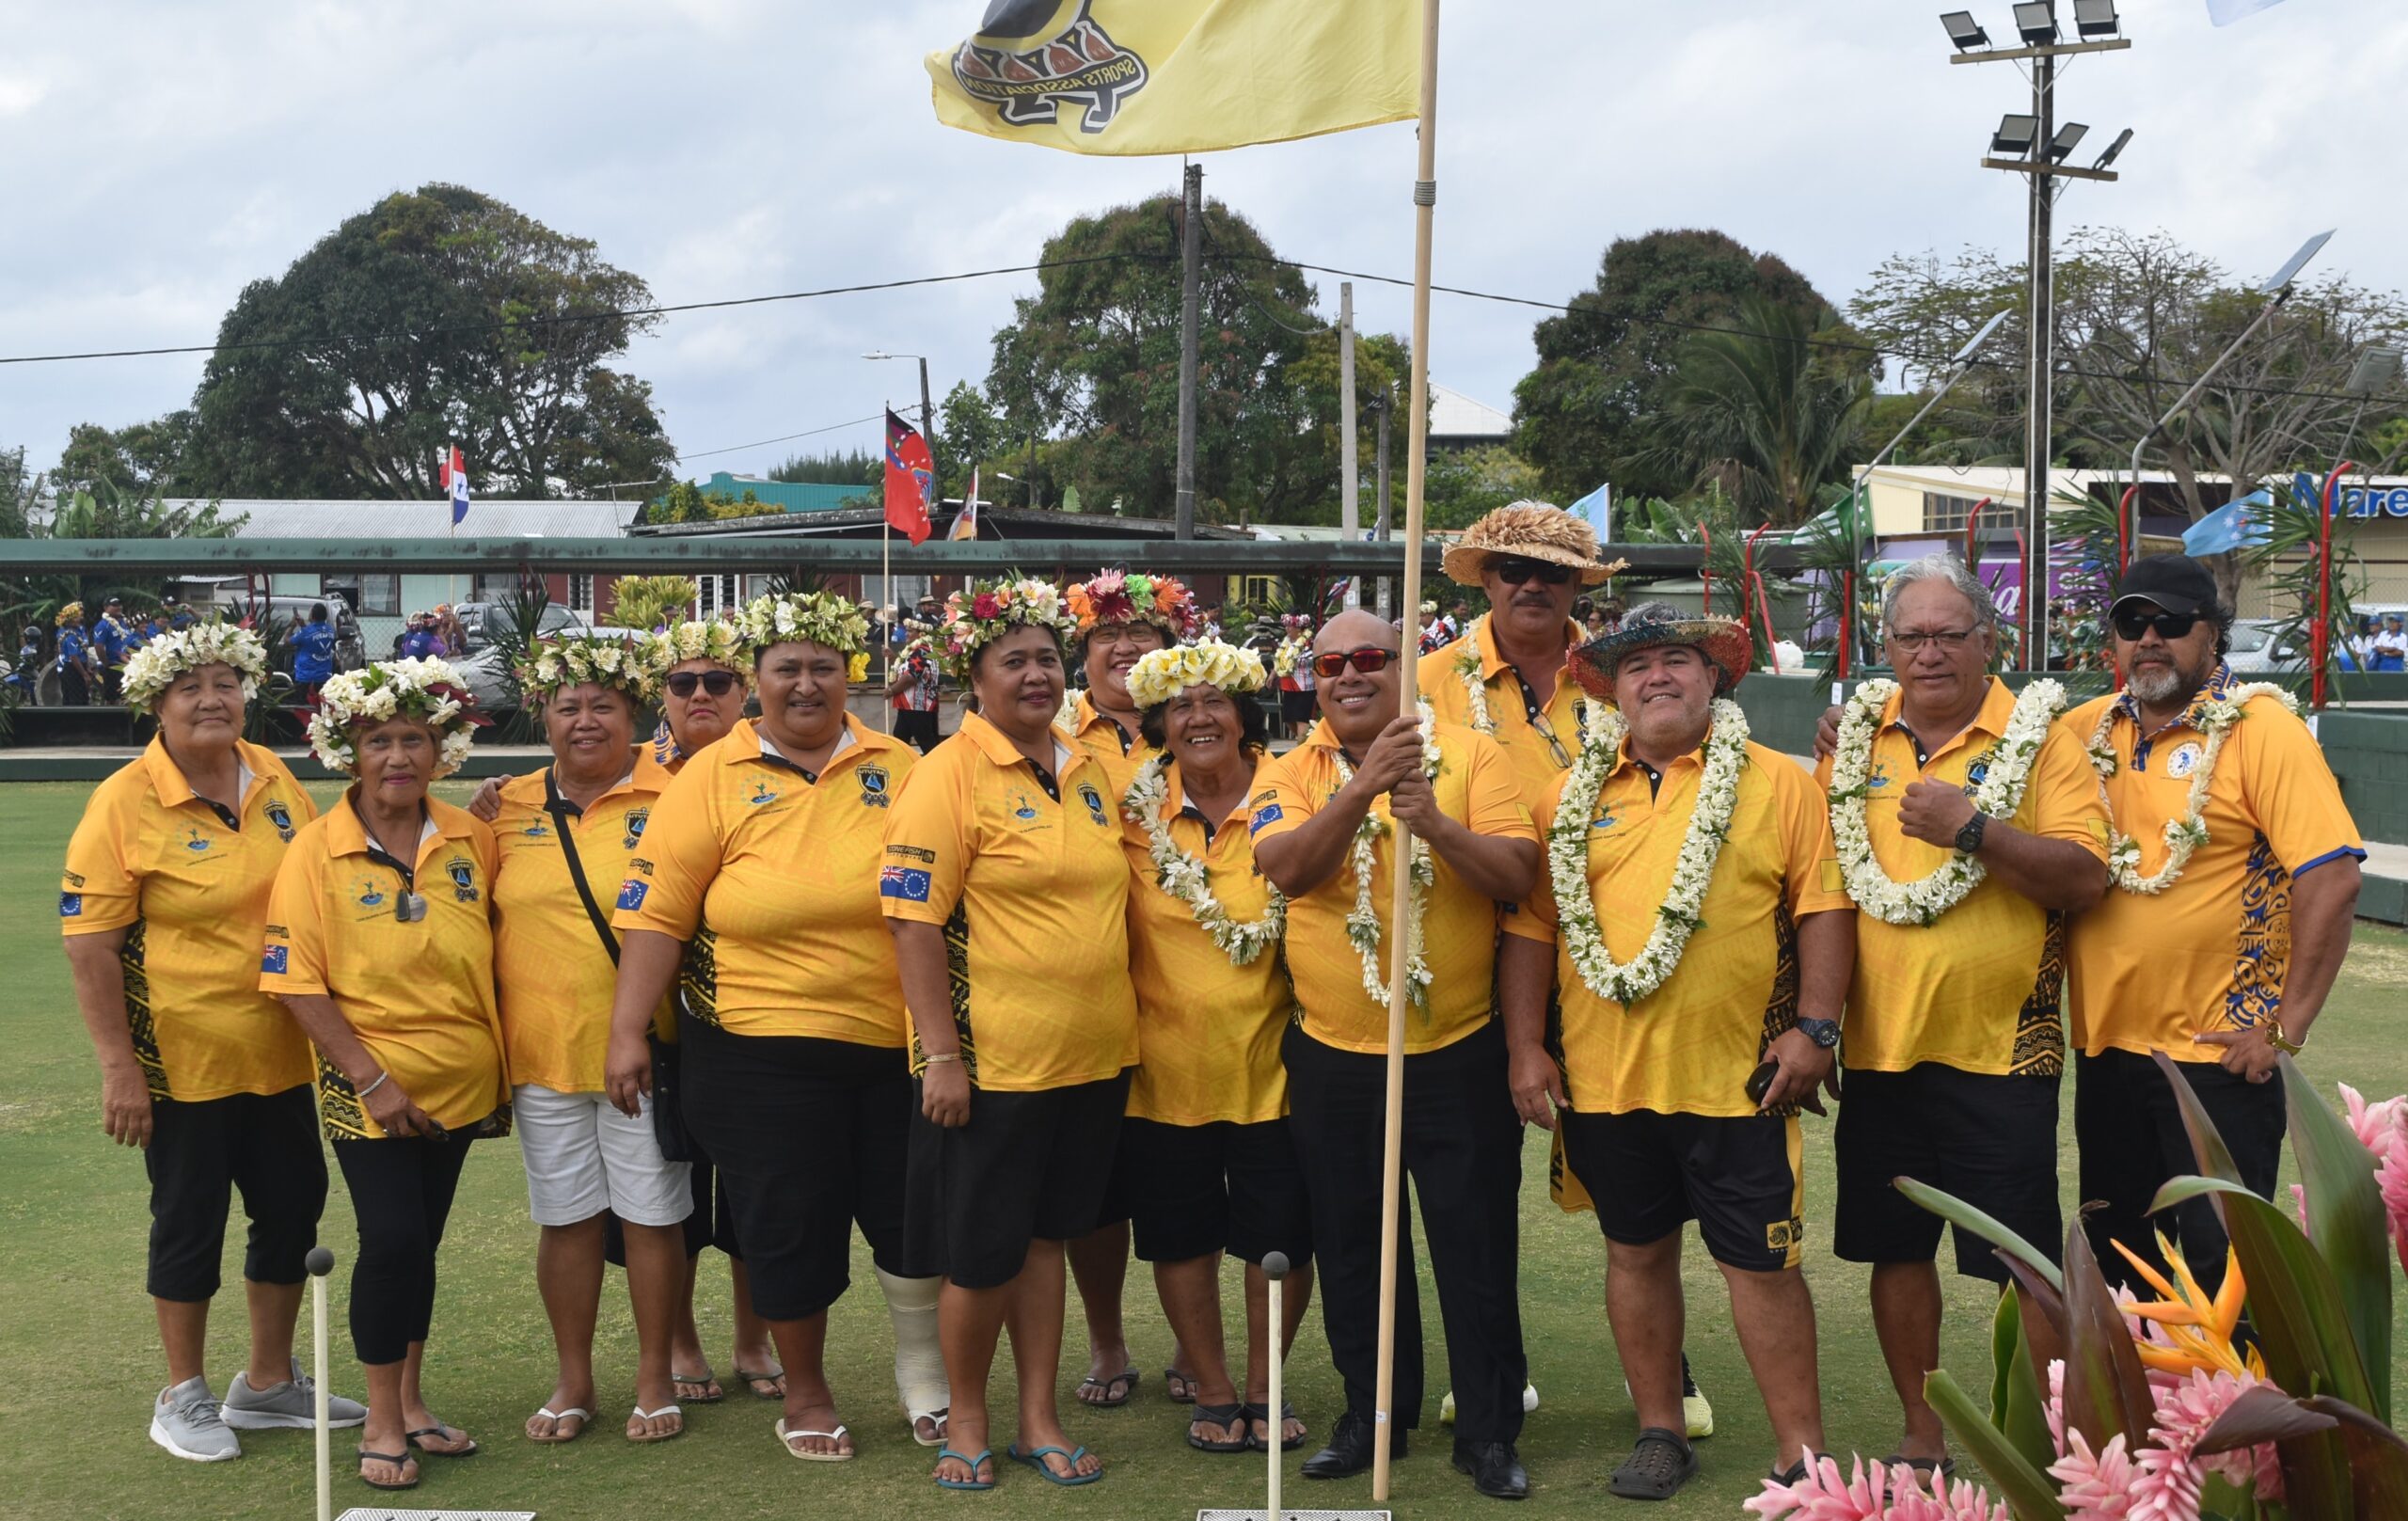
[1925,1369,2067,1520]
[2281,1057,2392,1422]
[2150,1052,2247,1183]
[2194,1383,2339,1452]
[2302,1394,2408,1515]
[2060,1212,2156,1450]
[1895,1176,2064,1292]
[1995,1291,2062,1480]
[1989,1283,2020,1427]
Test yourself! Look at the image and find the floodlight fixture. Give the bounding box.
[2093,126,2133,169]
[1940,10,1990,49]
[2072,0,2120,38]
[2258,230,2333,295]
[1991,114,2039,154]
[2047,121,2090,162]
[1953,309,2015,366]
[2346,343,2403,395]
[2012,2,2059,44]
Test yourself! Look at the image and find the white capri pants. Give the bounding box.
[513,1084,693,1228]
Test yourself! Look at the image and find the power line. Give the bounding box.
[673,413,885,464]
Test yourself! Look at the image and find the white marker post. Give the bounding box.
[1263,1251,1290,1521]
[307,1244,334,1521]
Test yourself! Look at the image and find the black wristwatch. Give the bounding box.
[1796,1017,1841,1050]
[1954,811,1990,855]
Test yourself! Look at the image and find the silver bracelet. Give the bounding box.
[921,1053,961,1067]
[356,1069,391,1100]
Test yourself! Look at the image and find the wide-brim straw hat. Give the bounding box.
[1567,610,1752,704]
[1442,500,1631,588]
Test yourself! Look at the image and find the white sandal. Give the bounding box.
[776,1418,855,1462]
[527,1406,591,1444]
[627,1403,684,1444]
[911,1407,949,1448]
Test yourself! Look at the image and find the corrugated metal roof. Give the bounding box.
[1428,381,1513,441]
[186,499,642,538]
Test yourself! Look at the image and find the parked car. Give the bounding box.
[448,606,641,709]
[2226,617,2306,674]
[449,600,595,654]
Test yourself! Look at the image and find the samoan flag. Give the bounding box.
[2181,488,2273,557]
[445,445,471,526]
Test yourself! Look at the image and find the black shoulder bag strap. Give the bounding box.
[546,784,620,966]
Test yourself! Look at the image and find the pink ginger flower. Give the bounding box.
[1745,1452,2005,1521]
[2046,1358,2067,1449]
[2051,1430,2140,1519]
[2337,1084,2404,1159]
[2148,1369,2284,1504]
[2128,1447,2206,1521]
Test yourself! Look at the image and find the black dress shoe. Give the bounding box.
[1453,1439,1529,1500]
[1301,1413,1406,1479]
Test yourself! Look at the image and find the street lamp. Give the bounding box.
[861,350,935,448]
[1990,113,2038,153]
[2072,0,2120,38]
[1941,10,1991,49]
[2047,121,2089,162]
[2011,1,2058,44]
[2122,230,2337,568]
[2093,126,2134,170]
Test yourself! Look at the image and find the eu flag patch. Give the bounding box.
[879,865,932,903]
[261,945,289,974]
[58,893,82,917]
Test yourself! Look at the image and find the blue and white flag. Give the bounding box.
[1566,482,1611,541]
[444,444,471,527]
[2181,488,2273,557]
[2208,0,2291,25]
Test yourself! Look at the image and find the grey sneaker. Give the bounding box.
[150,1376,241,1462]
[224,1358,368,1430]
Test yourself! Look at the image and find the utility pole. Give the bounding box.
[1339,281,1360,607]
[1953,2,2131,668]
[1373,384,1393,618]
[916,356,936,467]
[1174,162,1203,540]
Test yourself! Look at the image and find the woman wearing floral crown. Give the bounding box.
[490,632,693,1447]
[882,578,1139,1491]
[1117,641,1315,1456]
[607,593,946,1462]
[261,658,506,1492]
[63,622,366,1466]
[1058,565,1201,1410]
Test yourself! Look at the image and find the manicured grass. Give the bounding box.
[5,775,2406,1518]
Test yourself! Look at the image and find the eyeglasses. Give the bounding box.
[1311,647,1398,679]
[2111,609,2200,642]
[1493,556,1576,586]
[1088,625,1165,651]
[1885,627,1981,655]
[665,671,739,698]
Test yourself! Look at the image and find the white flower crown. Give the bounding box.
[119,623,270,711]
[735,592,869,656]
[1126,641,1267,709]
[308,658,482,777]
[516,633,667,706]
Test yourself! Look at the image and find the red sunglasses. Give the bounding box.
[1310,647,1398,679]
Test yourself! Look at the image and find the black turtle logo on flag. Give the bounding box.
[951,0,1149,135]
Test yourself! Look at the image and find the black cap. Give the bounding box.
[2110,554,2217,618]
[103,595,122,605]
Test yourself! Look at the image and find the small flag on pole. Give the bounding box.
[951,467,983,541]
[2207,0,2291,24]
[443,445,470,526]
[2181,488,2274,557]
[884,411,935,546]
[1566,482,1611,543]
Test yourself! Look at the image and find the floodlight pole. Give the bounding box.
[1958,24,2131,669]
[2123,285,2297,571]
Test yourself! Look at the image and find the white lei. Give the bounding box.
[1827,678,2066,927]
[2087,680,2296,895]
[1453,632,1494,735]
[1122,754,1285,965]
[1548,698,1751,1006]
[1328,699,1443,1007]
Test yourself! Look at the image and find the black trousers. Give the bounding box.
[2076,1048,2285,1295]
[144,1085,326,1302]
[332,1136,475,1366]
[894,709,943,753]
[1282,1019,1528,1445]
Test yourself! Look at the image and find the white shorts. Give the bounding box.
[513,1084,692,1228]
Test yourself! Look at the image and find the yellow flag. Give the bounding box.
[927,0,1419,157]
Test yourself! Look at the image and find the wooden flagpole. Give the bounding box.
[1371,0,1441,1502]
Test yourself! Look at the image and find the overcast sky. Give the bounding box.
[3,0,2400,486]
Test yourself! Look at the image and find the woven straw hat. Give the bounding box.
[1566,602,1751,704]
[1442,501,1629,588]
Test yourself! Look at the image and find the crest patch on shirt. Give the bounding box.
[1078,782,1108,826]
[622,807,650,848]
[446,856,479,902]
[2164,741,2205,779]
[264,800,295,841]
[858,764,891,808]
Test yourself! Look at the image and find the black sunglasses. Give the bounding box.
[1311,647,1398,679]
[665,671,739,698]
[1493,556,1576,586]
[2111,609,2200,642]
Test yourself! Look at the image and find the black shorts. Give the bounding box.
[144,1084,327,1302]
[894,709,943,753]
[908,1070,1131,1290]
[678,1019,919,1322]
[1558,1107,1804,1272]
[1279,689,1316,723]
[1834,1063,2061,1280]
[1122,1116,1313,1266]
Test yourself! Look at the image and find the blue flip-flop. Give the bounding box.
[935,1446,995,1491]
[1010,1442,1103,1486]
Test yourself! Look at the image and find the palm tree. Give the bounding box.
[1632,296,1872,526]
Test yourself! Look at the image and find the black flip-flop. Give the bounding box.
[406,1423,479,1458]
[1188,1402,1250,1452]
[1240,1400,1307,1452]
[1077,1365,1140,1407]
[1609,1426,1698,1501]
[1886,1453,1957,1486]
[1164,1368,1198,1404]
[356,1447,420,1491]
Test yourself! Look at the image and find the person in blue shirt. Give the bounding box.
[398,613,442,660]
[286,604,339,699]
[8,624,40,704]
[92,597,135,699]
[54,603,98,705]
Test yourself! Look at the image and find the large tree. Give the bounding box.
[985,193,1389,525]
[183,183,676,499]
[1513,229,1839,502]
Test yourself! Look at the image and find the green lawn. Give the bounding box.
[5,776,2406,1519]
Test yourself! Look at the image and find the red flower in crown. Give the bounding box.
[972,593,1003,620]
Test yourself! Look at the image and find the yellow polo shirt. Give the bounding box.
[1067,690,1154,797]
[1510,739,1850,1117]
[1418,614,1589,811]
[492,753,677,1093]
[615,715,912,1048]
[1250,719,1536,1055]
[260,797,508,1140]
[1812,678,2110,1077]
[2064,668,2364,1060]
[1120,758,1297,1125]
[880,710,1139,1091]
[63,738,318,1101]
